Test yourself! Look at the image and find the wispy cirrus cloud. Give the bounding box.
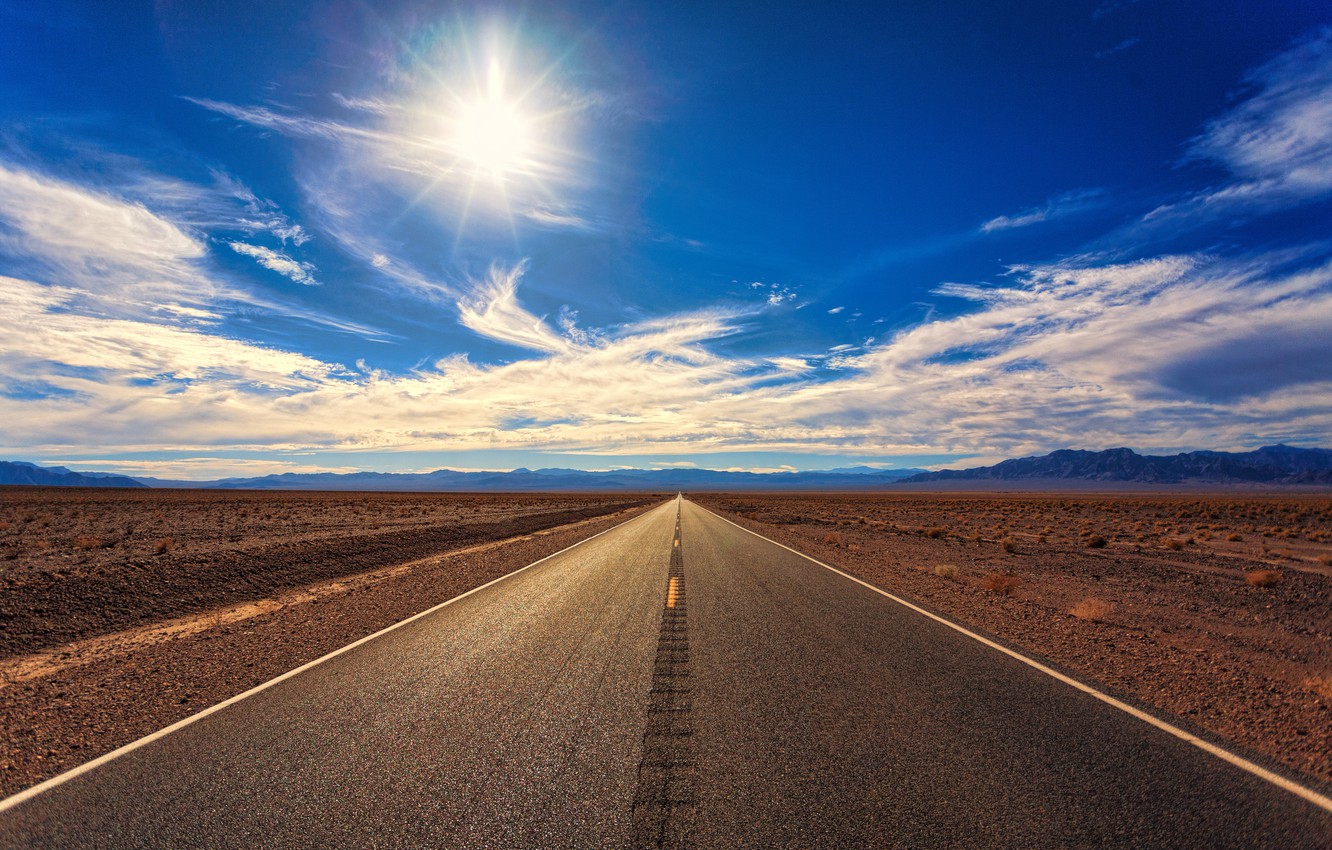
[764,249,1332,458]
[1095,37,1139,60]
[1145,29,1332,224]
[0,162,228,319]
[183,41,606,310]
[980,188,1106,233]
[3,249,1329,463]
[51,457,364,480]
[228,241,318,286]
[209,170,311,245]
[457,262,571,353]
[0,159,389,342]
[184,89,578,219]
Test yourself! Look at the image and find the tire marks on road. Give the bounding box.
[631,504,695,849]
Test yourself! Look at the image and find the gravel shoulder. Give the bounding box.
[691,491,1332,788]
[0,494,660,799]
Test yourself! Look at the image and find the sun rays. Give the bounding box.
[447,58,535,182]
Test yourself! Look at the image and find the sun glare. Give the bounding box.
[449,59,534,181]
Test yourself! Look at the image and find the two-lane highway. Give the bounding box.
[2,497,1329,848]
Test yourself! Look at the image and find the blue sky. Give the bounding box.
[2,0,1331,479]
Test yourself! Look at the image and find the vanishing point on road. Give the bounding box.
[2,497,1329,849]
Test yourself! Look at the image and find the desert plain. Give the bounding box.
[0,486,1329,800]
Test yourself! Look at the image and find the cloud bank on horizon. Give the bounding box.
[0,2,1329,476]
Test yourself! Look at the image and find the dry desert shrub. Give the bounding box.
[1227,533,1244,542]
[925,527,946,539]
[1245,569,1282,588]
[821,531,845,547]
[981,572,1020,596]
[1000,536,1017,553]
[72,535,105,551]
[1161,537,1184,551]
[1318,554,1332,566]
[153,537,176,555]
[1305,675,1332,700]
[1069,597,1115,621]
[1085,534,1107,548]
[933,564,959,580]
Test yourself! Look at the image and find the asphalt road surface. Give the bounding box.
[2,497,1329,848]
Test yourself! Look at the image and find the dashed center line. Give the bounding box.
[631,504,695,849]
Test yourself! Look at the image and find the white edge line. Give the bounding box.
[0,501,669,814]
[691,500,1332,815]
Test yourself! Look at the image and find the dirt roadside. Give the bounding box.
[0,498,660,799]
[691,492,1332,788]
[0,489,657,656]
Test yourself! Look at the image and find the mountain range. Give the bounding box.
[2,445,1329,491]
[898,445,1332,485]
[0,461,926,491]
[0,461,147,489]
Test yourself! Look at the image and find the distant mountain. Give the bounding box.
[825,466,901,474]
[899,446,1332,485]
[0,460,929,491]
[203,465,930,492]
[18,447,1328,490]
[0,461,147,488]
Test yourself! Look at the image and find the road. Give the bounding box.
[1,497,1329,848]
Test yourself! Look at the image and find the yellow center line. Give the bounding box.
[666,577,679,608]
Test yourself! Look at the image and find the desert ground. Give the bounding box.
[692,491,1332,786]
[2,487,1329,800]
[0,488,657,796]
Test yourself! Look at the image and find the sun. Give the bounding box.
[448,59,534,181]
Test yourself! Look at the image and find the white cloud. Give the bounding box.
[457,262,571,353]
[0,175,1327,462]
[827,306,844,314]
[768,356,811,373]
[273,224,311,246]
[204,170,312,245]
[748,281,797,306]
[1095,37,1139,60]
[3,249,1330,460]
[185,87,580,231]
[49,457,363,481]
[1147,29,1332,223]
[0,159,389,347]
[523,205,599,230]
[980,188,1105,233]
[0,276,336,386]
[228,241,319,286]
[0,163,213,313]
[746,251,1332,458]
